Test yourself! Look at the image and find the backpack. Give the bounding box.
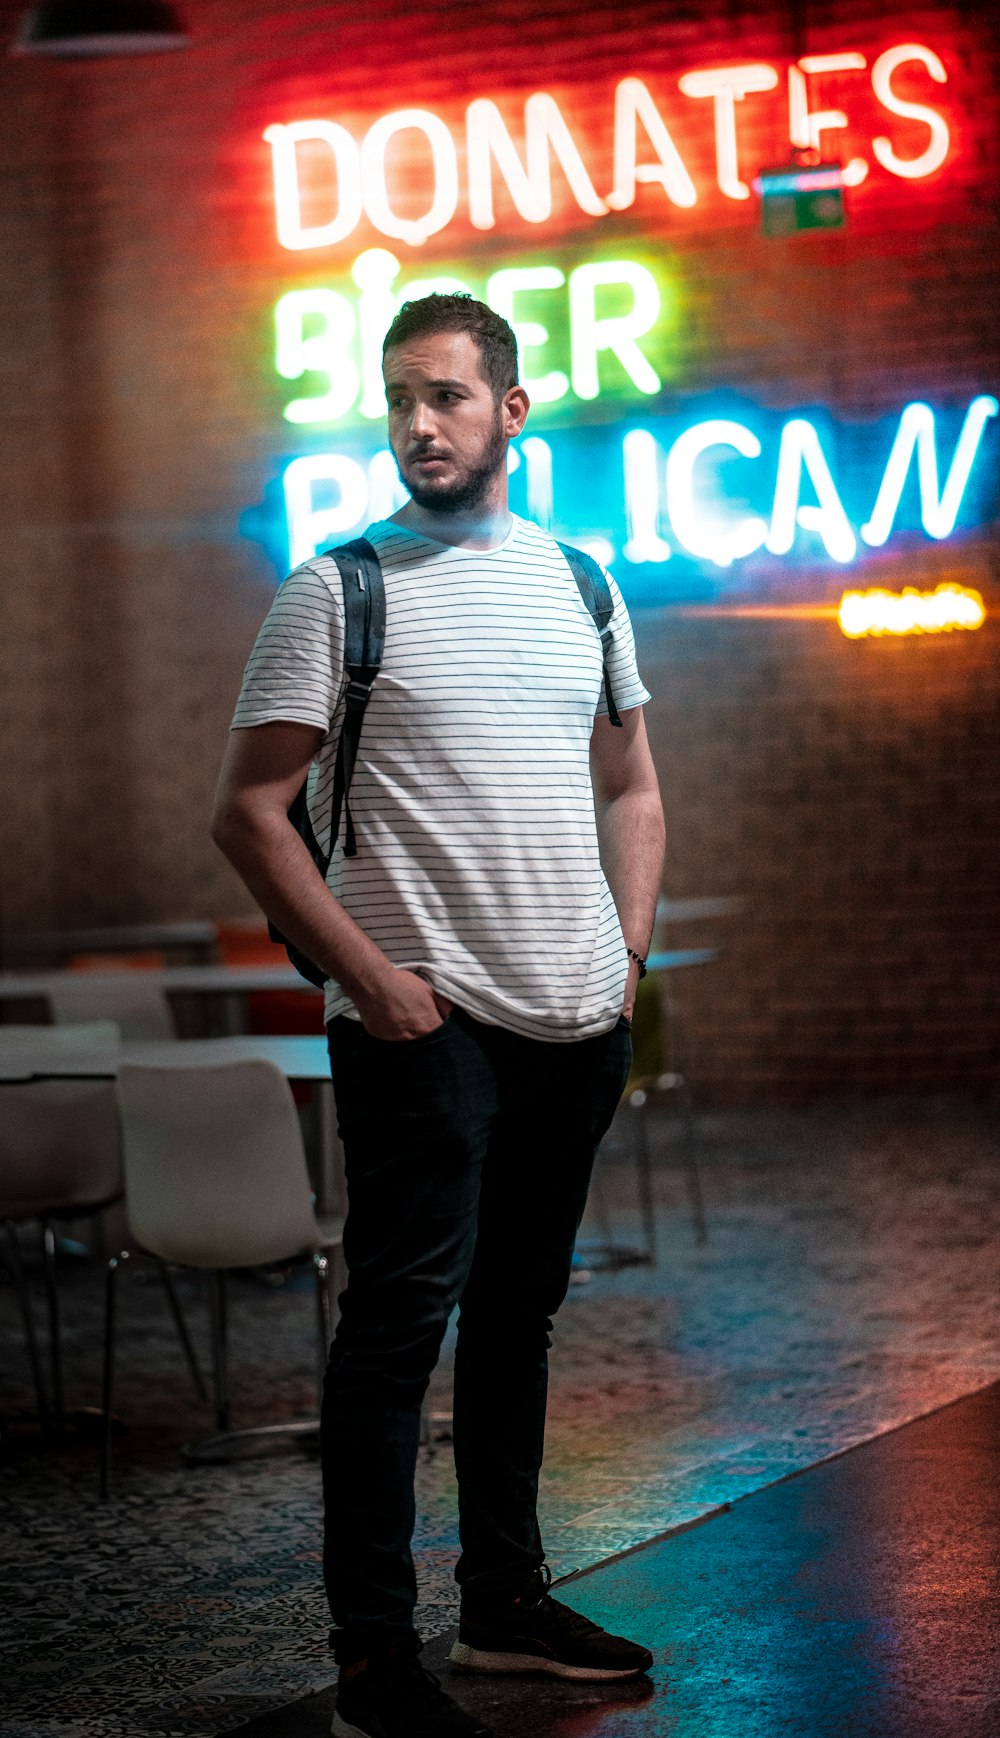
[269,535,623,987]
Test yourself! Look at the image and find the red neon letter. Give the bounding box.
[787,53,868,186]
[678,64,779,200]
[871,44,949,179]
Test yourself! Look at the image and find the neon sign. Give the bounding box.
[241,33,999,597]
[274,249,671,426]
[838,584,986,637]
[254,396,998,577]
[264,43,952,253]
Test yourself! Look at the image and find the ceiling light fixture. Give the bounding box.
[12,0,189,57]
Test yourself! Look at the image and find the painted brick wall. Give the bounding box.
[1,0,997,1099]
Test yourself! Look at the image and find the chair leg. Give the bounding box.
[101,1251,129,1498]
[154,1260,208,1402]
[4,1220,51,1433]
[587,1159,619,1261]
[676,1076,708,1245]
[41,1221,65,1430]
[631,1107,659,1265]
[313,1252,332,1406]
[209,1270,230,1432]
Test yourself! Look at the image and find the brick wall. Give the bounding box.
[1,0,997,1099]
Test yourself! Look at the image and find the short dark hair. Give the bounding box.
[382,293,519,400]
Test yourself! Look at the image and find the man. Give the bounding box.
[213,294,665,1738]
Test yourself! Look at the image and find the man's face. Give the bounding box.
[383,331,510,514]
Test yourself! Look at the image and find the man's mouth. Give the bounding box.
[410,451,450,467]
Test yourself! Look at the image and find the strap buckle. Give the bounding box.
[344,676,374,707]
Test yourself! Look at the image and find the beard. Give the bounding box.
[397,410,508,514]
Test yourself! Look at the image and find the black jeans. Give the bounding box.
[321,1004,632,1664]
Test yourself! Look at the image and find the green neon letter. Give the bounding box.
[275,290,359,424]
[568,261,661,401]
[487,266,568,404]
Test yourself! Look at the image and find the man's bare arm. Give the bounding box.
[590,706,666,1018]
[211,722,449,1038]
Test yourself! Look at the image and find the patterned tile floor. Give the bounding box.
[2,1095,999,1737]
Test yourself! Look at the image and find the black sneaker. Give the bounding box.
[332,1637,496,1737]
[450,1566,653,1681]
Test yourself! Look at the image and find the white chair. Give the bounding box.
[47,975,176,1041]
[0,1022,205,1435]
[102,1058,345,1495]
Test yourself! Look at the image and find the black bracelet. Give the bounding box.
[626,947,647,979]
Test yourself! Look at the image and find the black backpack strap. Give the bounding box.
[326,536,386,859]
[266,537,386,983]
[557,541,622,728]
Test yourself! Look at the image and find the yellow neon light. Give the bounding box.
[837,584,986,638]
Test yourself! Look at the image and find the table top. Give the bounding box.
[0,1035,332,1083]
[0,964,318,999]
[0,951,716,1003]
[3,924,216,966]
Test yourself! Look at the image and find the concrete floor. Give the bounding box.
[3,1096,1000,1736]
[233,1380,1000,1738]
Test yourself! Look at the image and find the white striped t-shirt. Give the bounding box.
[231,515,651,1040]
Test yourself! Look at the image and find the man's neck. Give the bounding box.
[390,498,513,552]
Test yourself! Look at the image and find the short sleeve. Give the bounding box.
[231,562,345,731]
[593,571,652,717]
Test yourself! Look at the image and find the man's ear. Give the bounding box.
[502,385,531,439]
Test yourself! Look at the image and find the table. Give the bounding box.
[0,1035,342,1215]
[2,922,217,967]
[0,965,321,1037]
[0,964,315,998]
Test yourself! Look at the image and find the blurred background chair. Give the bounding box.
[47,973,176,1040]
[579,900,741,1269]
[103,1057,345,1495]
[581,970,706,1272]
[0,1022,203,1435]
[622,967,707,1251]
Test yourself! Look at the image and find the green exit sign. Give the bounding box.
[755,164,846,235]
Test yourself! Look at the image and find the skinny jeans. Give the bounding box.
[321,1004,632,1664]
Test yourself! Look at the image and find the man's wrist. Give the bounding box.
[331,943,397,1012]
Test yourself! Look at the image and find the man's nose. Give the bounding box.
[410,400,437,441]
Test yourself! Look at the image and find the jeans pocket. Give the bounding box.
[367,1013,455,1046]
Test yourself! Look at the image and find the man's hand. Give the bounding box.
[354,968,453,1041]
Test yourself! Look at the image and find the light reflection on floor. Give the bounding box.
[2,1096,999,1736]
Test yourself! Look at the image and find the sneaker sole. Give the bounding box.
[449,1639,646,1680]
[331,1714,371,1737]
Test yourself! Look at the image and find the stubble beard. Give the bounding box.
[398,411,508,515]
